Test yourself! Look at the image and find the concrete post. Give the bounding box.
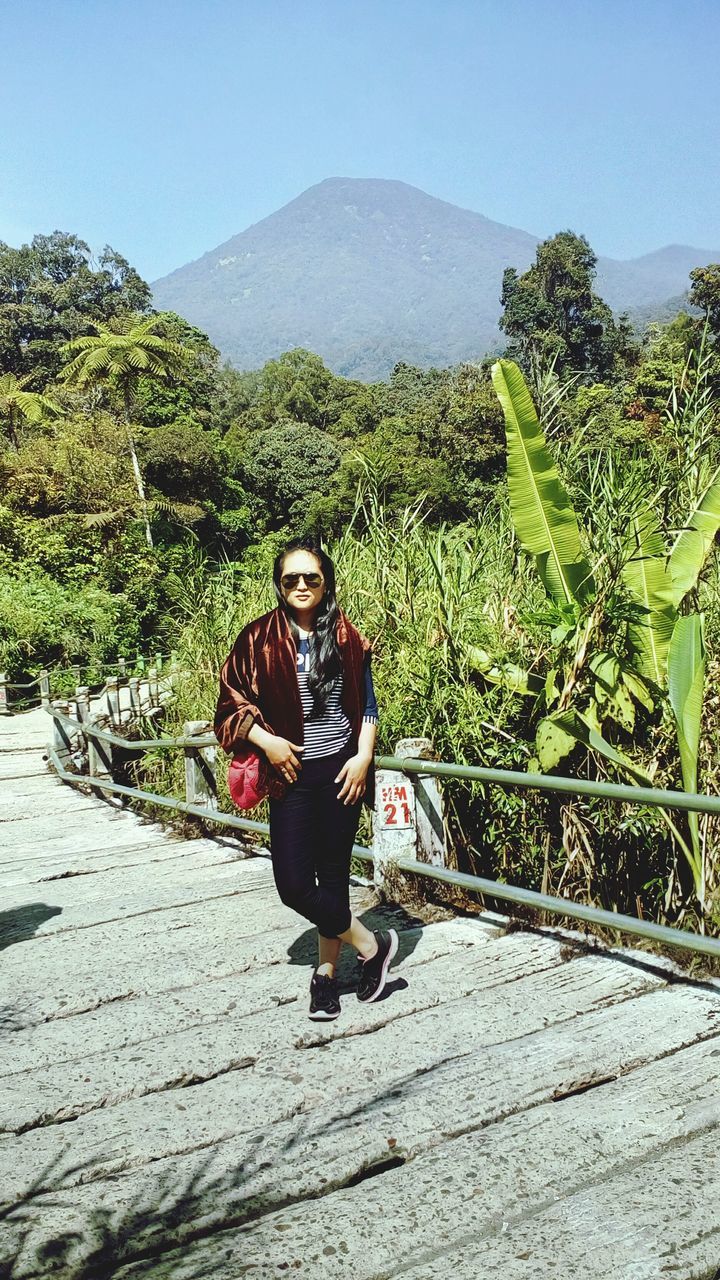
[372,737,447,889]
[117,656,126,680]
[75,685,90,724]
[147,666,158,709]
[87,715,113,783]
[183,721,217,811]
[39,670,50,709]
[395,737,447,867]
[0,673,8,716]
[373,762,418,889]
[106,676,120,726]
[51,701,73,755]
[128,677,140,716]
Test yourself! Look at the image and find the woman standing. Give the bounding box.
[215,539,398,1020]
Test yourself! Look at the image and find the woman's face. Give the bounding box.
[279,549,325,615]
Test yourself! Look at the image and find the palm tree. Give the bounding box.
[60,315,187,548]
[0,373,61,448]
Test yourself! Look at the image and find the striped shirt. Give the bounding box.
[296,636,378,760]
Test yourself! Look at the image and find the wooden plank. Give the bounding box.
[111,1033,720,1280]
[0,945,656,1134]
[0,823,184,865]
[0,858,275,938]
[5,984,719,1276]
[0,921,536,1077]
[0,757,47,780]
[0,840,236,887]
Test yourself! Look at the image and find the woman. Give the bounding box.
[214,539,398,1020]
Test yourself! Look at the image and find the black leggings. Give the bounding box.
[269,744,361,938]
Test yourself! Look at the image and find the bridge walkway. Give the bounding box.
[2,709,720,1279]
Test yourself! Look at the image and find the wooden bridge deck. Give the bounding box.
[2,709,720,1279]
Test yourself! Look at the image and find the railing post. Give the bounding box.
[147,666,158,710]
[87,715,113,785]
[51,700,74,755]
[75,685,90,725]
[72,663,81,687]
[183,721,217,811]
[373,747,418,890]
[372,737,447,889]
[39,670,50,709]
[155,652,163,676]
[106,676,120,726]
[0,673,8,717]
[395,737,447,868]
[118,656,126,681]
[128,677,140,717]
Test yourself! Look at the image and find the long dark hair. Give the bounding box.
[273,538,341,719]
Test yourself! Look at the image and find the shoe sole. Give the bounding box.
[359,929,399,1003]
[308,1008,341,1021]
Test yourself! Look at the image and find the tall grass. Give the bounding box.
[137,467,705,925]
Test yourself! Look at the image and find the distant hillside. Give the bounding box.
[152,178,720,380]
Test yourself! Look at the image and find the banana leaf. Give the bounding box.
[667,613,705,893]
[622,504,677,686]
[467,645,544,696]
[538,708,652,785]
[491,359,593,606]
[668,468,720,607]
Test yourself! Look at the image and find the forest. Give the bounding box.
[3,227,720,935]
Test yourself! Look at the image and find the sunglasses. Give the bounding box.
[281,572,324,590]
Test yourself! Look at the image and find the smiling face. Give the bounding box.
[279,548,325,621]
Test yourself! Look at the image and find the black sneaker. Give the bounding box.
[357,929,399,1003]
[309,970,341,1021]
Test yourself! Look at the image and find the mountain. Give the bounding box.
[151,178,720,380]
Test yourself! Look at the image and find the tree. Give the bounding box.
[243,423,342,530]
[0,372,60,449]
[500,231,632,378]
[60,315,187,547]
[0,232,151,382]
[689,264,720,337]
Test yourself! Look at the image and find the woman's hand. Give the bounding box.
[335,753,371,806]
[249,726,304,783]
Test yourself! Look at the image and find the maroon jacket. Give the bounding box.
[214,606,375,803]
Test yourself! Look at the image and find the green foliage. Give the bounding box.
[0,372,61,448]
[0,232,150,383]
[500,230,635,378]
[242,423,342,529]
[0,569,146,675]
[689,264,720,337]
[668,614,706,892]
[492,358,593,605]
[5,224,720,929]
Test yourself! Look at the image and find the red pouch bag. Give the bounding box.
[228,743,269,811]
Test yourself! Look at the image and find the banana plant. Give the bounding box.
[491,359,594,606]
[487,360,651,764]
[667,615,706,901]
[486,358,717,907]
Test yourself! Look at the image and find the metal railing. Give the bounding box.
[40,692,720,962]
[0,653,175,714]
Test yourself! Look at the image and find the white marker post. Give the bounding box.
[372,737,447,890]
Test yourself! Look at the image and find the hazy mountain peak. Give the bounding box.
[152,178,719,379]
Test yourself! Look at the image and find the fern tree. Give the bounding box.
[60,315,187,548]
[0,373,60,449]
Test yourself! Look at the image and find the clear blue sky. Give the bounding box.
[2,0,719,281]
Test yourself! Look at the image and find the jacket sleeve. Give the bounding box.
[214,627,266,755]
